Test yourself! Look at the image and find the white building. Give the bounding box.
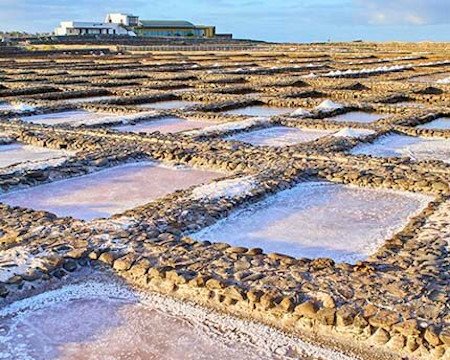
[54,21,132,36]
[105,13,139,27]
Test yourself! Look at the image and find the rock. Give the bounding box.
[387,334,405,351]
[316,307,336,325]
[189,275,209,288]
[225,246,248,254]
[206,278,225,290]
[62,259,77,272]
[128,258,151,278]
[424,326,442,346]
[223,285,245,301]
[336,306,357,327]
[246,248,263,255]
[392,319,421,337]
[0,284,9,298]
[368,310,400,330]
[113,254,136,271]
[371,328,390,345]
[260,292,275,309]
[246,289,263,303]
[279,296,295,312]
[317,292,336,308]
[439,327,450,346]
[98,252,115,265]
[294,301,317,318]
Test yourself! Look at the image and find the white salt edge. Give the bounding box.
[0,280,357,360]
[191,176,257,200]
[315,99,344,112]
[333,128,375,138]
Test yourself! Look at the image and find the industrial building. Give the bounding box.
[54,21,132,36]
[55,13,217,38]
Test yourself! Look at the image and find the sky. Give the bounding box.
[0,0,449,42]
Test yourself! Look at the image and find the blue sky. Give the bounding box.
[0,0,449,42]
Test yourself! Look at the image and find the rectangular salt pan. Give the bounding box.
[113,117,217,134]
[0,281,335,360]
[326,111,383,124]
[223,106,293,117]
[0,162,222,220]
[62,96,119,104]
[0,143,70,168]
[350,134,450,163]
[139,100,199,110]
[191,182,431,263]
[0,102,14,111]
[21,110,117,126]
[417,117,450,130]
[226,126,334,147]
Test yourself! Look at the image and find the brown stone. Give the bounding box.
[128,258,151,278]
[98,251,116,265]
[316,307,336,325]
[336,306,357,327]
[113,254,136,271]
[439,327,450,346]
[246,289,263,303]
[223,285,245,301]
[279,296,295,312]
[206,278,225,290]
[294,301,317,318]
[260,292,275,309]
[392,319,421,337]
[371,328,390,345]
[424,326,442,347]
[368,310,400,330]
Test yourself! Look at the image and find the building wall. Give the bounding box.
[135,27,215,38]
[55,23,128,36]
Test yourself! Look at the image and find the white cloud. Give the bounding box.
[355,0,450,26]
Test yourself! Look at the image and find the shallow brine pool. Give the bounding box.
[226,126,334,147]
[325,111,383,124]
[0,143,71,169]
[61,96,119,104]
[113,117,217,134]
[0,280,355,360]
[0,103,34,112]
[222,106,293,117]
[0,162,222,220]
[416,117,450,130]
[21,110,120,126]
[139,100,200,110]
[350,134,450,163]
[191,182,431,263]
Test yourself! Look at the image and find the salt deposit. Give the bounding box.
[113,117,217,134]
[0,162,222,220]
[290,108,312,117]
[326,111,382,123]
[21,110,157,127]
[191,182,432,263]
[0,280,356,360]
[139,100,200,110]
[223,106,293,117]
[61,95,119,104]
[315,100,344,112]
[436,77,450,84]
[332,128,376,138]
[191,176,257,200]
[416,117,450,130]
[350,134,450,163]
[0,103,35,112]
[185,117,270,136]
[0,143,71,169]
[226,126,334,147]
